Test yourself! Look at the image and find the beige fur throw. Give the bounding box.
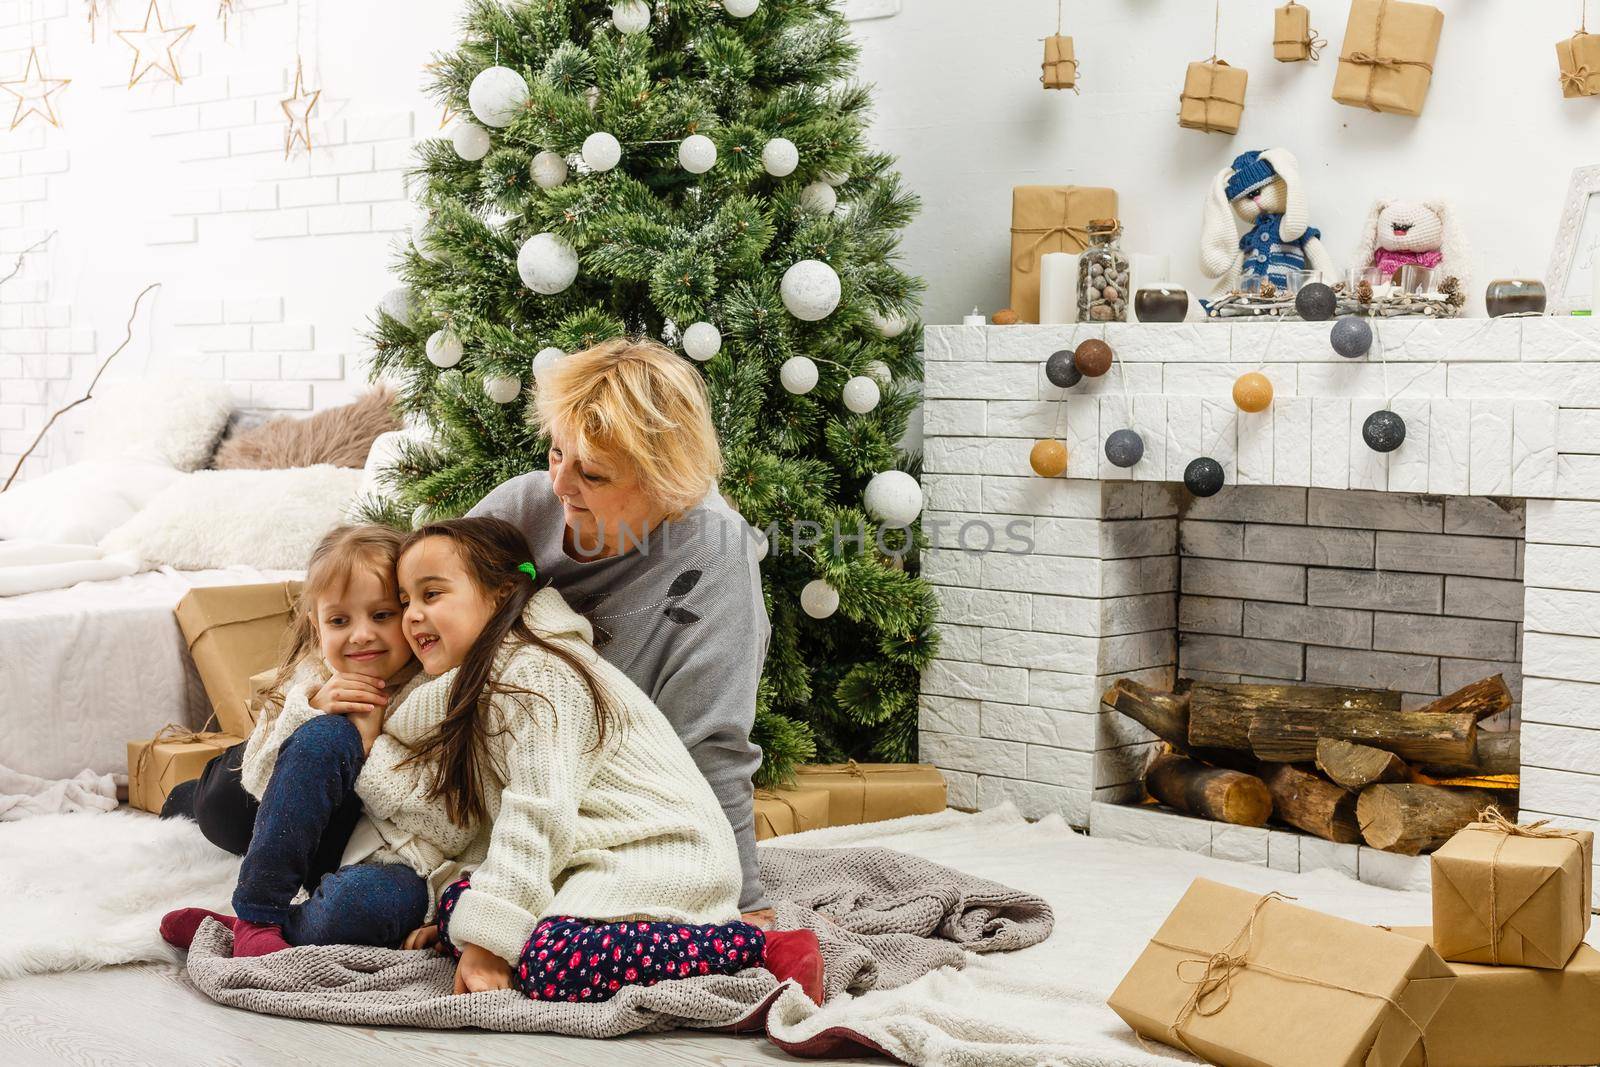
[212,388,401,470]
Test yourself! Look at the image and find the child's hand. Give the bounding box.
[453,942,513,994]
[741,907,777,930]
[402,924,439,951]
[345,707,383,756]
[310,672,389,716]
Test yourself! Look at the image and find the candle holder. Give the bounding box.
[1396,265,1440,295]
[1485,278,1547,318]
[1133,284,1190,323]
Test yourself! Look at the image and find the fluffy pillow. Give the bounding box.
[0,461,187,544]
[212,388,401,470]
[99,465,364,570]
[83,380,233,472]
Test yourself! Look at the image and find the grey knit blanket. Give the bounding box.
[184,845,1053,1040]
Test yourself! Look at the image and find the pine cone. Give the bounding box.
[1260,281,1278,300]
[1357,280,1374,304]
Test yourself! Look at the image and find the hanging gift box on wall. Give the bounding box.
[1332,0,1445,116]
[1042,35,1078,91]
[1179,58,1247,134]
[1274,1,1325,62]
[1557,3,1600,98]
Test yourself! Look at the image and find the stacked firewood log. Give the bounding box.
[1102,676,1518,855]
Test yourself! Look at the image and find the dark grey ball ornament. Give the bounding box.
[1105,429,1145,468]
[1184,456,1225,498]
[1330,316,1373,358]
[1045,348,1082,389]
[1362,409,1407,453]
[1295,282,1338,321]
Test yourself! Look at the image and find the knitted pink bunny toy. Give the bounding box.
[1352,199,1470,290]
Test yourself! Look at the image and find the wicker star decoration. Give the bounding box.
[2,47,71,131]
[281,57,321,159]
[115,0,195,88]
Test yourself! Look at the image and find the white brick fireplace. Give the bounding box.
[917,319,1600,901]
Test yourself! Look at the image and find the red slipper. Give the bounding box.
[762,929,824,1005]
[231,919,292,957]
[160,907,234,951]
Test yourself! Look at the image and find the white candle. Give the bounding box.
[962,307,985,326]
[1039,253,1079,324]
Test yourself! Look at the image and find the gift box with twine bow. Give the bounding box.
[753,786,831,840]
[1332,0,1444,116]
[1041,35,1078,91]
[789,760,947,826]
[1009,185,1118,323]
[127,721,244,814]
[1274,2,1326,62]
[1557,28,1600,98]
[174,580,303,738]
[1178,58,1248,134]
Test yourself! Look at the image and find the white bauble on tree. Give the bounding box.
[864,470,923,527]
[867,308,908,338]
[779,355,819,394]
[411,504,431,530]
[517,233,579,295]
[484,375,523,404]
[780,260,841,321]
[842,375,881,414]
[819,168,849,187]
[411,216,444,263]
[798,181,837,215]
[581,131,621,172]
[760,137,798,177]
[379,286,418,324]
[610,0,651,34]
[532,346,564,373]
[865,359,892,384]
[426,329,463,369]
[678,134,717,174]
[800,578,839,619]
[723,0,759,16]
[468,66,529,129]
[451,123,492,162]
[749,526,769,562]
[682,321,722,361]
[531,150,568,190]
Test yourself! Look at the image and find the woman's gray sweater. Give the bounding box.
[469,471,771,911]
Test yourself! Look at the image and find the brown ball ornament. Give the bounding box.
[992,308,1020,325]
[1030,439,1068,477]
[1232,371,1274,413]
[1074,338,1113,377]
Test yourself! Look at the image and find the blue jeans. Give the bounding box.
[231,715,428,948]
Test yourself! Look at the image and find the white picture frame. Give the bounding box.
[1546,164,1600,314]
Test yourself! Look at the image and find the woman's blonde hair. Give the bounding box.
[530,337,723,518]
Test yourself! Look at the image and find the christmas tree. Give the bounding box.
[362,0,937,785]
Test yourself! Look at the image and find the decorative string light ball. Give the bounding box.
[866,308,908,338]
[1045,348,1082,389]
[678,134,717,174]
[780,259,841,320]
[800,578,839,619]
[723,0,760,18]
[468,66,529,128]
[779,355,819,394]
[1184,456,1226,498]
[1362,409,1408,453]
[1030,439,1068,477]
[842,375,881,414]
[517,233,579,295]
[581,131,622,172]
[798,181,837,215]
[426,329,463,369]
[411,216,444,264]
[531,150,568,190]
[1232,371,1274,413]
[1074,338,1114,377]
[1295,282,1338,321]
[379,286,418,325]
[532,346,564,373]
[682,321,722,361]
[610,0,651,34]
[865,359,892,384]
[451,123,492,162]
[1105,429,1145,468]
[864,470,923,526]
[761,137,798,177]
[819,168,849,187]
[1331,316,1373,358]
[484,374,523,404]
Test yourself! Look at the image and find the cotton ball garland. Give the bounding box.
[866,308,908,338]
[1331,316,1373,358]
[581,131,622,172]
[798,181,837,215]
[610,0,651,34]
[842,375,880,414]
[468,66,529,129]
[678,134,717,174]
[1362,409,1407,453]
[1074,338,1113,377]
[760,137,798,177]
[779,355,819,394]
[411,216,444,264]
[517,233,579,295]
[1104,429,1144,469]
[426,329,463,369]
[723,0,760,18]
[1045,349,1082,389]
[864,470,923,526]
[451,123,492,162]
[378,286,417,325]
[682,321,722,361]
[1232,371,1274,413]
[532,346,564,373]
[530,150,568,190]
[780,259,841,321]
[800,578,838,619]
[1030,439,1068,477]
[484,375,523,404]
[865,360,892,385]
[1184,456,1226,498]
[1295,282,1338,321]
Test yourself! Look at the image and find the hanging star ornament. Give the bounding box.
[115,0,195,88]
[2,47,72,131]
[281,57,321,159]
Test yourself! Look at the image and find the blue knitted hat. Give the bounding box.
[1225,150,1277,203]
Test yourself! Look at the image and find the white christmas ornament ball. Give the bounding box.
[484,375,524,404]
[530,150,568,190]
[678,134,717,174]
[468,66,529,129]
[411,504,431,530]
[779,355,819,395]
[379,286,417,324]
[780,259,841,321]
[451,123,492,162]
[760,137,798,177]
[819,168,849,187]
[610,0,651,34]
[798,181,837,215]
[582,131,622,172]
[842,375,881,414]
[682,321,722,361]
[749,526,769,562]
[723,0,760,17]
[517,233,579,295]
[865,359,892,384]
[532,346,564,373]
[864,470,923,527]
[411,216,444,263]
[800,578,839,619]
[867,308,908,338]
[425,329,463,369]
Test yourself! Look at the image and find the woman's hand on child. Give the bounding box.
[310,672,389,716]
[402,924,439,951]
[453,942,513,994]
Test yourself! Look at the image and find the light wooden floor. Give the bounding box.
[0,962,865,1067]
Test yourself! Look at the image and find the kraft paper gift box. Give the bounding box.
[1332,0,1444,116]
[1178,59,1248,135]
[1274,2,1314,62]
[753,786,831,840]
[175,581,303,738]
[127,729,244,813]
[1009,185,1118,323]
[1108,879,1456,1067]
[1041,34,1077,90]
[789,761,946,826]
[1391,927,1600,1067]
[1557,32,1600,98]
[1430,816,1593,969]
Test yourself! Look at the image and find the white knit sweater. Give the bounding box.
[354,586,744,967]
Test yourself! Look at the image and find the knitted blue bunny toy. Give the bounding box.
[1200,148,1337,293]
